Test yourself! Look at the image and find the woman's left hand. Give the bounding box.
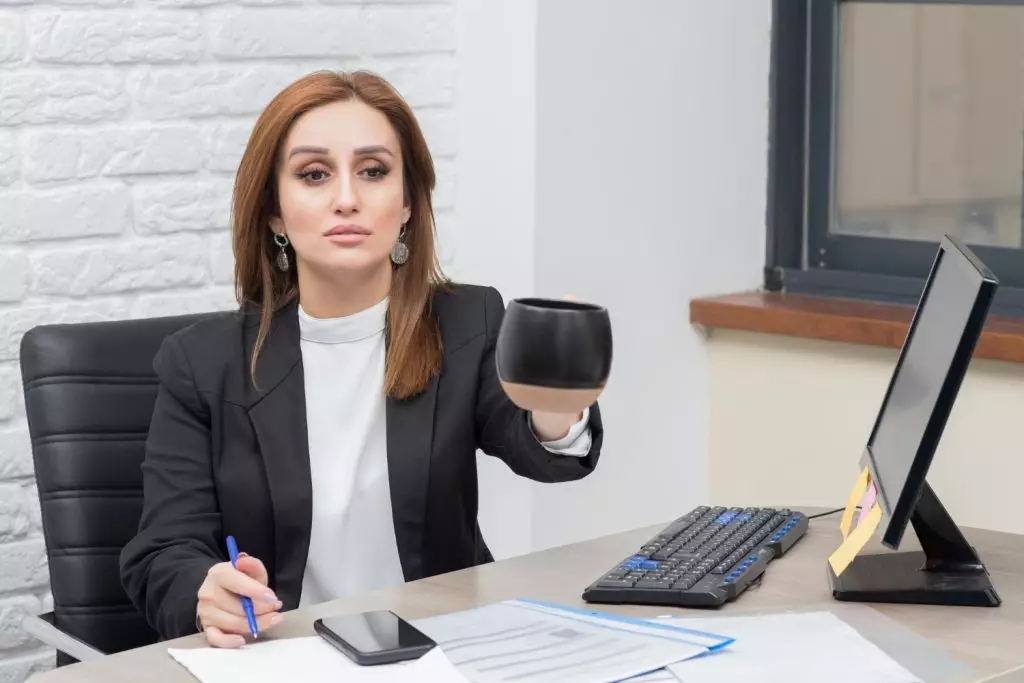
[530,410,583,441]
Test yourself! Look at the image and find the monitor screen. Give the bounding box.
[863,238,996,548]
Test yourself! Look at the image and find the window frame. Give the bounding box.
[766,0,1024,318]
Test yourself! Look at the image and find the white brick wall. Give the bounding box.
[0,0,457,678]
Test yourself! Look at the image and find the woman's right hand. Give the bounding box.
[196,553,284,648]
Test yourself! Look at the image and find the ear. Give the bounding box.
[269,215,284,235]
[401,204,412,227]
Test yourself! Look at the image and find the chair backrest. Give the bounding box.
[19,312,220,657]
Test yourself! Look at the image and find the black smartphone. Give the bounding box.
[313,610,436,666]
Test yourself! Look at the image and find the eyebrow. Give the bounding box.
[287,144,395,159]
[354,145,394,158]
[288,145,329,158]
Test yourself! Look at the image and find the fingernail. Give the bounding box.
[270,614,283,626]
[275,601,283,610]
[265,591,278,603]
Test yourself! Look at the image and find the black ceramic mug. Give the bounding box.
[495,297,612,414]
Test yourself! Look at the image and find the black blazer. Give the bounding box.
[119,283,603,640]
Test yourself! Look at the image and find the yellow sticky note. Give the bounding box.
[839,466,870,539]
[828,502,882,577]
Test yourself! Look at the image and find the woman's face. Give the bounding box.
[270,99,411,278]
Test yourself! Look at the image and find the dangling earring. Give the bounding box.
[274,232,290,271]
[390,224,409,265]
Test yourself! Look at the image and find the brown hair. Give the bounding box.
[231,70,449,399]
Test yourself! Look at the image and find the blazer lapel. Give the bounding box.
[243,300,312,610]
[385,373,438,582]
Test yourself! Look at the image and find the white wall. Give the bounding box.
[706,328,1024,536]
[454,0,773,559]
[528,0,772,551]
[0,1,458,679]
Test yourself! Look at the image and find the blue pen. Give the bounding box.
[225,535,259,639]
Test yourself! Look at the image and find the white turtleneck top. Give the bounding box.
[296,297,591,608]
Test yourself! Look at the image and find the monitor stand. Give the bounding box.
[827,481,1001,607]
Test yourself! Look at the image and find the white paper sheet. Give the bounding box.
[167,636,468,683]
[410,599,731,683]
[622,670,680,682]
[659,611,922,683]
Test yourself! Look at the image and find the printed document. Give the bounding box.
[411,599,732,683]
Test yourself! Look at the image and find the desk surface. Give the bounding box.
[31,509,1024,683]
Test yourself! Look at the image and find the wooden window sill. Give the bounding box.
[689,292,1024,365]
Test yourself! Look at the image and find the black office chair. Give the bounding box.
[18,311,220,666]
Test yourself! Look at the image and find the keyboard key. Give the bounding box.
[673,576,698,590]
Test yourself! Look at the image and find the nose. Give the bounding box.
[332,174,359,214]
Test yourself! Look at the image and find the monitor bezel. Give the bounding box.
[858,235,998,550]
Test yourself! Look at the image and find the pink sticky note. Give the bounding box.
[857,483,877,526]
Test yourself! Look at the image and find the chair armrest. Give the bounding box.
[22,612,105,662]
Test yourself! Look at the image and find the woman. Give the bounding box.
[119,70,605,648]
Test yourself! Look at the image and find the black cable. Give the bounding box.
[806,506,850,520]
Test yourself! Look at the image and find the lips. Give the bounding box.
[324,224,371,236]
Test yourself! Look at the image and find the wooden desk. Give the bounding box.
[30,512,1024,682]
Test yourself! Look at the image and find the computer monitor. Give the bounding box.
[827,235,1001,607]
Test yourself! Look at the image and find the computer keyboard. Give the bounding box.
[582,505,809,608]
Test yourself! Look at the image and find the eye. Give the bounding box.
[297,166,330,184]
[361,163,389,180]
